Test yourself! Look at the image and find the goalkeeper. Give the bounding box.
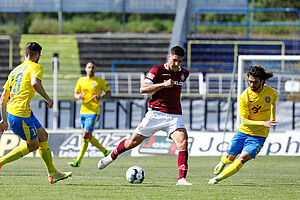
[209,65,278,184]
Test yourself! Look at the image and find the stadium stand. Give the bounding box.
[184,38,300,73]
[76,33,170,74]
[0,36,21,87]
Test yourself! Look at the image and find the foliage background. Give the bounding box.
[1,1,300,36]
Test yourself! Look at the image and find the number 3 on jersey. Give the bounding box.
[12,73,23,93]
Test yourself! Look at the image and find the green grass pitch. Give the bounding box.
[0,156,299,199]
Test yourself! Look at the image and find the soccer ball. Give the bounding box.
[126,166,145,184]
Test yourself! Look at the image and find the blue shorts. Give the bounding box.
[80,114,99,132]
[7,112,42,141]
[226,130,266,159]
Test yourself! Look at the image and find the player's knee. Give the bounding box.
[27,143,39,152]
[37,127,49,142]
[238,154,252,164]
[176,139,188,151]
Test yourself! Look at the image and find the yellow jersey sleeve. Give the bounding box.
[74,78,81,94]
[270,100,276,121]
[237,86,277,137]
[75,77,110,115]
[3,80,9,91]
[31,64,43,80]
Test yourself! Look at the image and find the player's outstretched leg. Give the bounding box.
[98,139,127,170]
[0,144,30,168]
[98,152,114,170]
[208,160,243,184]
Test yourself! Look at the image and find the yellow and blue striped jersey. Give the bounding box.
[74,76,110,114]
[237,86,277,137]
[3,60,43,118]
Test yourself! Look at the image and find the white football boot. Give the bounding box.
[98,153,114,170]
[176,178,193,185]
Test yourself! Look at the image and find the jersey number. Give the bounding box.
[12,73,23,93]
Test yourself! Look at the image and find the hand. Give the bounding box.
[163,79,174,88]
[93,93,101,101]
[47,99,53,108]
[77,93,83,100]
[0,120,8,134]
[263,119,278,127]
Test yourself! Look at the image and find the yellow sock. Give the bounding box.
[77,139,89,162]
[221,154,233,164]
[89,137,106,153]
[0,144,30,167]
[218,159,243,181]
[38,141,56,174]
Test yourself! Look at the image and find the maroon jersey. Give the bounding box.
[145,64,189,115]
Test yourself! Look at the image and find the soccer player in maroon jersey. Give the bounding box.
[97,46,192,185]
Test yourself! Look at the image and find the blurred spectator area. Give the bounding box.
[183,37,300,73]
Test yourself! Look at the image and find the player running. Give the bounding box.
[97,46,192,186]
[68,61,111,167]
[0,42,72,184]
[208,66,278,184]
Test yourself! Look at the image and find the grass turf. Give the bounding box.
[0,156,299,199]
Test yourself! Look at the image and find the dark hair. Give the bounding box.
[247,66,273,85]
[170,46,185,57]
[24,42,42,57]
[87,61,96,67]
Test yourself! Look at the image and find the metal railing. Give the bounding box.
[95,72,205,97]
[95,72,300,99]
[95,72,145,97]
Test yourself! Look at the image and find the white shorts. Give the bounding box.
[134,109,186,138]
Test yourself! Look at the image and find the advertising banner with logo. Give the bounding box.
[0,130,299,157]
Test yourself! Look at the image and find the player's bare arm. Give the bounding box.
[140,79,174,94]
[31,77,53,108]
[0,89,9,133]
